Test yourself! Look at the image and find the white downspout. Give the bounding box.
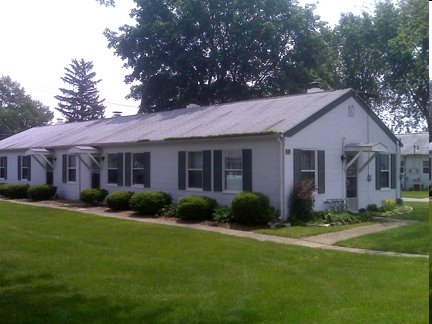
[278,135,287,221]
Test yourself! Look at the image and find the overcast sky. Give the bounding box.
[0,0,412,121]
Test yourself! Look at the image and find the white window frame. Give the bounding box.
[67,155,77,183]
[224,150,242,192]
[132,153,145,186]
[187,151,203,189]
[107,154,118,185]
[301,150,318,188]
[422,160,429,174]
[0,156,6,179]
[379,154,390,189]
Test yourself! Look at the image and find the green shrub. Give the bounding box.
[105,191,133,210]
[159,204,178,217]
[429,184,432,197]
[0,183,9,197]
[80,188,108,206]
[27,184,57,201]
[212,206,234,224]
[130,191,172,215]
[366,204,379,212]
[288,180,315,225]
[177,195,219,221]
[3,183,30,199]
[231,191,272,225]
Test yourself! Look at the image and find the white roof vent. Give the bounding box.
[307,82,324,94]
[112,111,122,117]
[56,118,64,125]
[186,104,200,109]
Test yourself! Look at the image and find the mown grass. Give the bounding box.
[336,202,428,255]
[255,221,380,239]
[0,201,428,324]
[401,190,428,199]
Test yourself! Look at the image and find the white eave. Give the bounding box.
[68,146,101,155]
[344,143,388,153]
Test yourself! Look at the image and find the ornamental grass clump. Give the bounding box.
[288,180,315,225]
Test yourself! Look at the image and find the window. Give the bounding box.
[301,150,316,184]
[18,156,31,181]
[132,153,145,185]
[68,155,76,182]
[224,150,242,191]
[379,154,390,188]
[108,154,118,184]
[188,151,203,188]
[400,160,405,174]
[422,160,429,174]
[0,157,6,179]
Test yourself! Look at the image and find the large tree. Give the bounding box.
[334,0,429,133]
[0,75,53,139]
[104,0,332,113]
[55,59,106,122]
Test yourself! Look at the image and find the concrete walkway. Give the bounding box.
[3,198,428,259]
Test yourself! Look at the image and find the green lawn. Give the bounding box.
[336,202,429,255]
[401,190,428,199]
[255,221,380,239]
[0,201,428,323]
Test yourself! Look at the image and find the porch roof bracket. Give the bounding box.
[344,151,362,172]
[75,153,91,170]
[358,152,379,174]
[31,155,47,170]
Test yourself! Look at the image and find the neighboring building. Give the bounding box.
[397,133,429,191]
[0,88,402,220]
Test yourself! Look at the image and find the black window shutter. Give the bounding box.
[27,156,31,181]
[375,154,381,190]
[203,150,212,191]
[242,149,252,192]
[124,152,131,187]
[178,151,186,190]
[213,150,223,192]
[318,150,325,194]
[62,154,67,183]
[293,149,302,184]
[17,156,21,181]
[117,153,124,186]
[390,154,396,189]
[144,152,151,188]
[3,157,7,180]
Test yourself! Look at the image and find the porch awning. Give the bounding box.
[344,142,388,153]
[344,143,388,173]
[25,148,54,155]
[25,148,55,170]
[68,146,101,155]
[68,146,102,170]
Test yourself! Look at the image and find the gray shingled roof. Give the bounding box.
[397,133,429,155]
[0,89,372,150]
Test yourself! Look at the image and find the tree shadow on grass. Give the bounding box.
[0,264,265,324]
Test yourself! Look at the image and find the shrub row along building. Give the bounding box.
[0,87,402,221]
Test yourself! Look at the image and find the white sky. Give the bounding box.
[0,0,408,121]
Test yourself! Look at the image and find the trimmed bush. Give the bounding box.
[177,195,219,221]
[130,191,172,215]
[105,191,133,210]
[80,188,109,206]
[27,184,57,201]
[231,191,272,225]
[0,183,9,197]
[3,183,30,199]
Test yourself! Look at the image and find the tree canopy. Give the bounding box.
[0,75,53,139]
[55,59,106,122]
[104,0,333,113]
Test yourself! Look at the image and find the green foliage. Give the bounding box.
[104,0,331,113]
[105,191,133,211]
[288,180,315,225]
[177,195,219,221]
[159,204,178,217]
[130,191,172,215]
[212,206,234,224]
[0,183,8,196]
[2,183,30,199]
[313,210,372,225]
[0,75,53,138]
[55,59,106,122]
[366,204,379,212]
[429,184,432,197]
[231,191,272,225]
[80,188,108,206]
[27,184,57,201]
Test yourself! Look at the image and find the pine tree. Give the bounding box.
[55,59,106,122]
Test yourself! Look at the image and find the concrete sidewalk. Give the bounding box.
[3,198,428,258]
